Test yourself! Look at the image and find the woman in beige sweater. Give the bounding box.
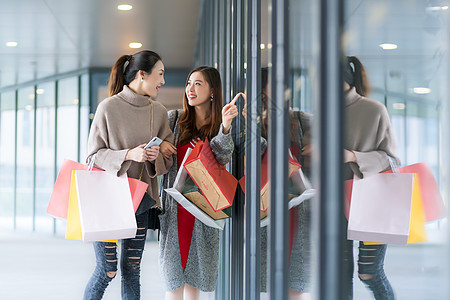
[342,56,399,300]
[84,50,174,300]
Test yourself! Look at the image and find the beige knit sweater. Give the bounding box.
[345,87,400,178]
[86,85,174,207]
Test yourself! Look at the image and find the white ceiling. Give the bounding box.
[0,0,201,88]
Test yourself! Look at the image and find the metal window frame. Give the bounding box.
[245,0,262,298]
[269,0,290,298]
[315,0,346,299]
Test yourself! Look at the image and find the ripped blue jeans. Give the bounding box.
[83,210,149,300]
[344,240,395,300]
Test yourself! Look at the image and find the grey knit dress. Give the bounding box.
[158,109,234,292]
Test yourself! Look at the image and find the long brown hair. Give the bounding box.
[178,66,223,146]
[108,50,162,96]
[345,56,371,97]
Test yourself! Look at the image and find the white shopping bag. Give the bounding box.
[164,148,226,230]
[75,170,137,241]
[347,172,414,244]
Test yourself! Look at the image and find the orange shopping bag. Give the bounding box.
[184,139,238,212]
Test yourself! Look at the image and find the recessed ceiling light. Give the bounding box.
[260,43,265,49]
[129,42,142,49]
[392,103,406,110]
[426,6,448,11]
[413,87,431,94]
[6,41,18,47]
[267,43,272,49]
[118,4,133,11]
[379,43,397,50]
[36,89,45,94]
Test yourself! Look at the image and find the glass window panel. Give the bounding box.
[35,82,55,233]
[16,87,35,231]
[0,91,16,230]
[57,77,79,169]
[344,0,449,298]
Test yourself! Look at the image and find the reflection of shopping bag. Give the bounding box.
[184,139,237,211]
[364,174,427,244]
[348,173,427,244]
[345,162,445,222]
[240,152,315,221]
[75,170,137,241]
[65,171,117,242]
[384,163,445,222]
[47,159,148,219]
[165,148,226,230]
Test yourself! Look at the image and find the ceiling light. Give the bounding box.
[413,87,431,94]
[243,62,247,69]
[426,6,448,11]
[6,41,18,47]
[118,4,133,11]
[260,43,265,49]
[129,42,142,49]
[267,43,272,49]
[379,43,397,50]
[25,105,33,111]
[36,89,45,94]
[392,103,406,110]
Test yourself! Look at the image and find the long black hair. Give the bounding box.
[108,50,162,96]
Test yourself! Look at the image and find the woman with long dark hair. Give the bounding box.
[158,66,241,300]
[84,50,174,299]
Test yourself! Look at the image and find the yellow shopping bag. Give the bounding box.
[65,171,117,243]
[364,174,427,245]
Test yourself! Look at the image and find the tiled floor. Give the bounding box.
[0,230,447,300]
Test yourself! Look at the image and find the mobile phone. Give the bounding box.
[144,137,163,149]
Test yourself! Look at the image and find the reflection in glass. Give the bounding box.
[344,1,449,298]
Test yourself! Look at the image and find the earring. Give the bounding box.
[210,96,213,102]
[141,78,144,82]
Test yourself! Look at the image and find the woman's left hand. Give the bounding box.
[222,92,244,134]
[146,146,160,162]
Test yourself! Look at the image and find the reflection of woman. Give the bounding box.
[84,50,174,299]
[342,56,399,299]
[158,66,240,300]
[255,68,313,299]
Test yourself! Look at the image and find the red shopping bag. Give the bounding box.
[184,139,238,212]
[47,159,148,219]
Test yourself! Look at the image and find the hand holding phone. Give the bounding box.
[144,137,163,149]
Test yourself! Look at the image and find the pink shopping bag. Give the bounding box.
[47,159,148,219]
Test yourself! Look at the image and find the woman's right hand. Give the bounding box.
[125,144,148,162]
[159,141,177,158]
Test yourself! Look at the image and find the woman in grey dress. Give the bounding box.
[158,66,242,300]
